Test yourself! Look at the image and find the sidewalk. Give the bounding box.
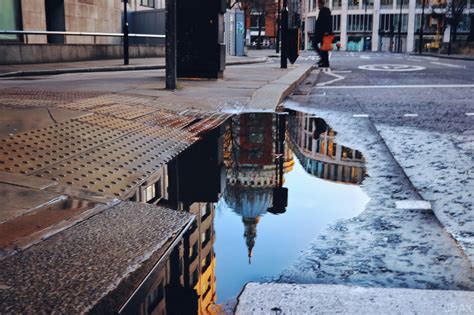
[0,51,272,77]
[236,283,474,314]
[0,58,315,312]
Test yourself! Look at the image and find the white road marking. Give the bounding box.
[353,114,369,117]
[359,64,426,71]
[466,113,474,116]
[318,84,474,89]
[332,70,352,73]
[403,113,418,117]
[360,55,371,59]
[395,200,432,210]
[430,61,466,68]
[316,71,345,86]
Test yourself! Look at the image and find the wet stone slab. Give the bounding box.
[236,283,474,315]
[279,105,474,290]
[0,201,193,314]
[375,125,474,266]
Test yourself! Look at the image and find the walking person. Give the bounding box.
[313,0,332,67]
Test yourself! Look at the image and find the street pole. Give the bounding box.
[397,0,403,53]
[280,0,288,68]
[123,0,129,65]
[165,0,177,90]
[276,0,281,53]
[418,0,425,54]
[363,0,368,51]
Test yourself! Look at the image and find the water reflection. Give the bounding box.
[121,110,369,314]
[287,110,366,184]
[223,113,294,261]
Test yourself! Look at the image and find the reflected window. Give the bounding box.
[249,132,264,144]
[147,281,164,314]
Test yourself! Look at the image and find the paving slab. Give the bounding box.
[236,283,474,315]
[0,201,194,314]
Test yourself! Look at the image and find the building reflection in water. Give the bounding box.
[286,110,366,184]
[120,125,226,315]
[119,110,366,314]
[223,113,294,262]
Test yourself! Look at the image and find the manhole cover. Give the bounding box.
[358,64,425,71]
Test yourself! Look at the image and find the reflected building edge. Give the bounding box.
[287,110,366,185]
[120,126,225,314]
[223,113,294,262]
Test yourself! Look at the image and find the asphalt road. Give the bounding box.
[285,51,474,269]
[302,51,474,133]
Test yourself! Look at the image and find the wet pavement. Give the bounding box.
[279,103,474,291]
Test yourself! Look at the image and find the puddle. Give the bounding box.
[128,110,370,313]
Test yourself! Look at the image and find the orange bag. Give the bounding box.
[320,34,334,51]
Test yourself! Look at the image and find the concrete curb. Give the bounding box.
[410,53,474,61]
[0,57,268,78]
[235,283,474,314]
[245,63,315,111]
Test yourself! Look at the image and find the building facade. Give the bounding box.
[0,0,164,44]
[302,0,473,52]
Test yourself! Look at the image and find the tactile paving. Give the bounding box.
[0,89,106,108]
[0,120,127,174]
[91,104,158,120]
[34,162,146,198]
[75,114,147,133]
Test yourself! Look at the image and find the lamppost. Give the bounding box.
[280,0,288,68]
[165,0,177,90]
[397,0,403,52]
[276,0,281,53]
[363,0,368,51]
[123,0,129,65]
[418,0,425,54]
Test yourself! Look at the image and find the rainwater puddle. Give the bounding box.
[152,109,369,313]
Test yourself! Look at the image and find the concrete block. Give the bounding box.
[94,45,108,59]
[0,45,22,65]
[236,283,474,315]
[19,45,45,64]
[40,45,63,63]
[60,45,79,63]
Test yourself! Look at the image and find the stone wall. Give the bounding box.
[64,0,122,44]
[0,44,165,65]
[20,0,48,44]
[18,0,122,45]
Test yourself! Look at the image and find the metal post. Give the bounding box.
[418,0,425,54]
[276,0,281,53]
[166,0,177,90]
[397,0,403,53]
[123,0,129,65]
[280,0,288,68]
[363,0,368,51]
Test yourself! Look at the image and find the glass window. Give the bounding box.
[141,0,155,7]
[0,0,22,41]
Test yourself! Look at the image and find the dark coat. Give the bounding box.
[314,7,332,42]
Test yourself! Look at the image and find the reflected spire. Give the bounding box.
[243,217,259,264]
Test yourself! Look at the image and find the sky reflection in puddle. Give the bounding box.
[213,110,370,302]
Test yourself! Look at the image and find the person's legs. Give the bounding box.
[320,50,329,67]
[314,43,324,65]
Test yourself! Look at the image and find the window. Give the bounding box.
[347,14,373,31]
[147,282,164,314]
[332,15,341,32]
[141,0,155,7]
[0,0,22,41]
[380,14,407,32]
[381,0,393,7]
